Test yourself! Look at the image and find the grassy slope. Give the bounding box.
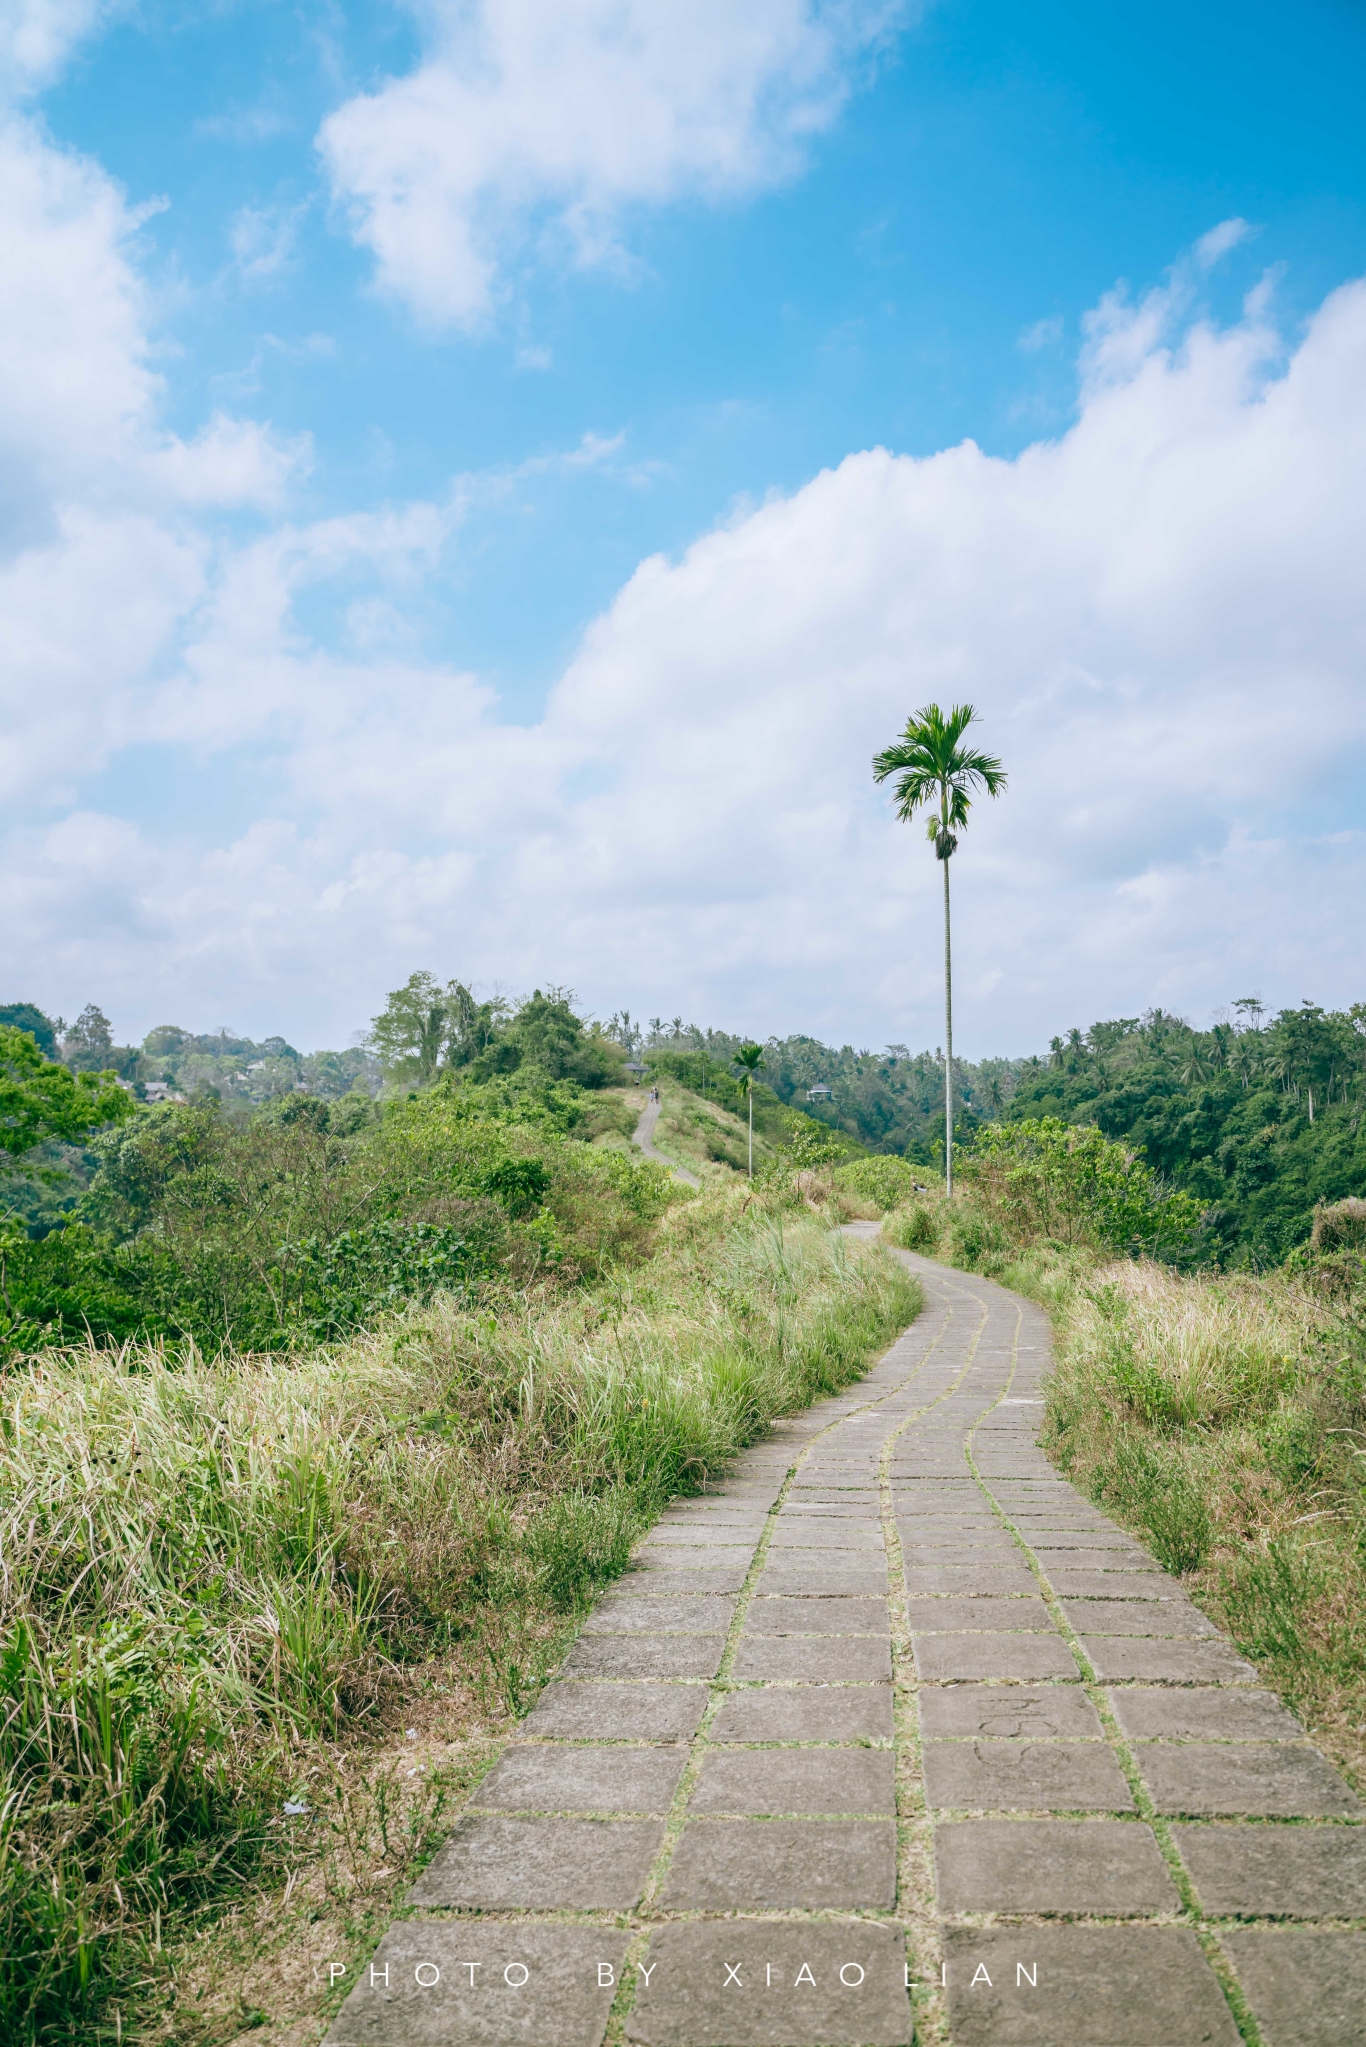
[590,1079,782,1181]
[884,1196,1366,1793]
[2,1192,920,2046]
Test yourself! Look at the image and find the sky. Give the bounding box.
[3,0,1366,1057]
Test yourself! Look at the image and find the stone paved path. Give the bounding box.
[328,1241,1366,2047]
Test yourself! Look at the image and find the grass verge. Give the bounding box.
[0,1193,919,2044]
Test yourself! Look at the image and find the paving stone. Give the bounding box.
[1061,1598,1215,1637]
[616,1566,750,1595]
[783,1502,879,1517]
[469,1745,685,1813]
[734,1636,893,1681]
[1136,1744,1360,1817]
[325,1922,632,2046]
[1011,1515,1112,1529]
[583,1594,736,1633]
[1030,1535,1153,1555]
[1171,1822,1366,1916]
[756,1566,887,1594]
[923,1739,1135,1813]
[1107,1688,1305,1742]
[904,1565,1041,1595]
[690,1746,896,1814]
[913,1633,1079,1681]
[626,1921,913,2046]
[660,1817,896,1908]
[409,1815,664,1909]
[905,1595,1052,1631]
[898,1525,1010,1542]
[562,1634,726,1679]
[934,1818,1178,1914]
[1220,1929,1366,2047]
[744,1594,888,1635]
[1046,1569,1172,1598]
[520,1681,707,1742]
[712,1684,894,1742]
[940,1924,1239,2044]
[658,1506,767,1523]
[1079,1637,1259,1684]
[919,1684,1104,1740]
[768,1527,884,1548]
[636,1543,754,1564]
[1036,1547,1155,1563]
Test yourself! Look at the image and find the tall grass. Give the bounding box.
[0,1194,918,2042]
[1041,1262,1366,1775]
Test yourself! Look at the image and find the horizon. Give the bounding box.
[6,982,1346,1072]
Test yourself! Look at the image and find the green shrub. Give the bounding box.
[963,1117,1202,1257]
[883,1202,941,1252]
[1312,1198,1366,1255]
[833,1156,925,1211]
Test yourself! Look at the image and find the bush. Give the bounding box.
[963,1117,1203,1257]
[1312,1198,1366,1254]
[833,1156,926,1211]
[883,1202,942,1252]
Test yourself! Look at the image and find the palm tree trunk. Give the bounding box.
[943,852,954,1198]
[748,1089,754,1178]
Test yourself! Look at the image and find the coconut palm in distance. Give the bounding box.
[872,703,1007,1197]
[732,1044,766,1178]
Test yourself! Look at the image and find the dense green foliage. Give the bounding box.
[967,1118,1203,1259]
[0,1026,131,1165]
[1005,1003,1366,1261]
[3,1077,671,1357]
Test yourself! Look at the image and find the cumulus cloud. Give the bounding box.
[0,0,120,97]
[318,0,905,328]
[0,109,309,806]
[5,193,1366,1052]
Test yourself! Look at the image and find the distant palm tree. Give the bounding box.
[873,703,1007,1197]
[732,1044,766,1178]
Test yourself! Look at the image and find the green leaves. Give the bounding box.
[871,700,1007,841]
[0,1025,132,1166]
[731,1043,766,1087]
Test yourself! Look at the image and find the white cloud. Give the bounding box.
[229,198,309,283]
[1018,313,1063,352]
[5,203,1366,1055]
[318,0,905,328]
[1196,216,1254,268]
[0,0,119,97]
[0,110,313,805]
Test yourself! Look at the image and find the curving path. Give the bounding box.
[632,1097,701,1187]
[328,1240,1365,2047]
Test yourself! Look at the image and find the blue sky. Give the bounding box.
[4,0,1366,1051]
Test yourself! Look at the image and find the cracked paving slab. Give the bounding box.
[326,1236,1365,2046]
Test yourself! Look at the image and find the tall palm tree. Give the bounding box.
[732,1044,766,1177]
[873,703,1006,1197]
